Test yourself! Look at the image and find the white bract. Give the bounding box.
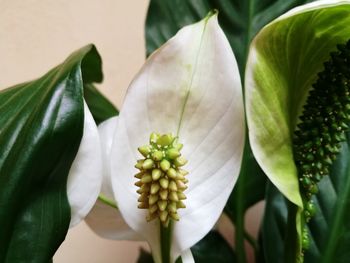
[85,116,140,240]
[67,102,103,227]
[88,13,245,263]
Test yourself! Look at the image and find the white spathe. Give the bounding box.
[108,14,244,262]
[67,102,103,227]
[85,116,141,240]
[87,201,194,263]
[86,118,196,263]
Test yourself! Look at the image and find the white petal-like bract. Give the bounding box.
[111,14,244,262]
[180,249,195,263]
[85,117,141,240]
[67,102,103,227]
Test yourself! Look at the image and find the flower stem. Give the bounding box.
[244,230,258,252]
[284,201,301,263]
[160,220,173,263]
[98,194,118,209]
[233,140,250,263]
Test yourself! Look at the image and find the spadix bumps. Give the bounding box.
[293,39,350,250]
[90,13,244,262]
[135,133,188,227]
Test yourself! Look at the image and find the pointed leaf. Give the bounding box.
[78,43,118,124]
[0,45,102,262]
[84,84,119,124]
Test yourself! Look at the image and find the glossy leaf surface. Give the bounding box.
[0,45,102,262]
[84,83,118,124]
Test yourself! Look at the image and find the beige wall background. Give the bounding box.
[0,1,263,262]
[0,1,149,262]
[0,0,148,107]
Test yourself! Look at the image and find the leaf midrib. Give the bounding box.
[176,15,209,136]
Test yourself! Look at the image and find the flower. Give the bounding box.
[86,116,141,240]
[67,102,103,227]
[87,13,245,263]
[245,0,350,259]
[246,0,350,207]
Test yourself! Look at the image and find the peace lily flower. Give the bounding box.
[86,116,141,240]
[68,102,103,227]
[245,0,350,258]
[86,13,245,263]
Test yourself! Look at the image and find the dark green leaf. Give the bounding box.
[225,141,266,222]
[304,130,350,263]
[0,44,102,262]
[78,46,118,124]
[262,129,350,262]
[84,84,118,124]
[191,231,236,263]
[260,182,288,263]
[146,0,315,73]
[137,248,154,263]
[225,140,266,262]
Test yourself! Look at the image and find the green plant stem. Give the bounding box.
[244,230,258,252]
[160,220,173,263]
[233,139,250,263]
[284,201,300,263]
[98,194,118,209]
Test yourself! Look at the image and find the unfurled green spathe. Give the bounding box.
[245,1,350,262]
[246,0,350,208]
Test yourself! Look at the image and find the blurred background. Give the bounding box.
[0,1,262,262]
